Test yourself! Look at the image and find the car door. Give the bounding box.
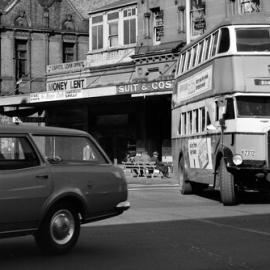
[41,134,126,215]
[0,135,52,232]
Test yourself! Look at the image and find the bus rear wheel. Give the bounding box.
[218,157,237,206]
[179,156,192,194]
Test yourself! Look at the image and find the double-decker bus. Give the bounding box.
[172,14,270,205]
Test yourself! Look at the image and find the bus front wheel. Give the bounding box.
[179,157,192,194]
[218,157,237,206]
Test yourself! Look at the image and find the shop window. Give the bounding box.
[123,7,136,45]
[91,15,103,50]
[15,39,27,80]
[63,42,75,63]
[239,0,260,14]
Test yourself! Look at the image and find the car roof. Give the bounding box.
[0,124,89,136]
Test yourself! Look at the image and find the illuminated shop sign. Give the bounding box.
[116,80,174,95]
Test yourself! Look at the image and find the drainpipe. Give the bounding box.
[185,0,191,44]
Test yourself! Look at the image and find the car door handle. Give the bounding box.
[36,174,49,179]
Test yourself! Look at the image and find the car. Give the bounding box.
[0,124,130,254]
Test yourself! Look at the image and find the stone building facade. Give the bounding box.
[0,0,88,117]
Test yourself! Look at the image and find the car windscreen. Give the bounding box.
[236,96,270,117]
[236,27,270,52]
[32,135,108,164]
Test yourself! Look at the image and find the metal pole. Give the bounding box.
[185,0,191,44]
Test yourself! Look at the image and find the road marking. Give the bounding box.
[129,185,180,191]
[199,218,270,237]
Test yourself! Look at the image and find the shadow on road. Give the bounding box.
[193,188,270,205]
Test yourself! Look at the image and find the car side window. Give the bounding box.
[32,135,107,163]
[0,136,40,170]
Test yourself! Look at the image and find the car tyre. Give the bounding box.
[219,157,237,206]
[35,202,80,254]
[179,156,192,194]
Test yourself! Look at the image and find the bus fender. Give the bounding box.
[214,147,233,188]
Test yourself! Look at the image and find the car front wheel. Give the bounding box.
[35,202,80,254]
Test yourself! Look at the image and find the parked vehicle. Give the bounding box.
[0,124,130,254]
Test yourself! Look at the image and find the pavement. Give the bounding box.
[124,171,179,188]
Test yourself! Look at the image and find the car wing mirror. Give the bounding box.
[47,156,63,164]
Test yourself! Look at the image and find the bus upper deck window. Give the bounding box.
[218,28,230,53]
[211,31,219,57]
[204,37,211,61]
[236,28,270,52]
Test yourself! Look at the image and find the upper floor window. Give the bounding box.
[239,0,260,14]
[92,15,103,50]
[123,7,137,45]
[152,9,164,45]
[15,39,27,80]
[90,7,137,51]
[108,12,119,47]
[63,42,75,63]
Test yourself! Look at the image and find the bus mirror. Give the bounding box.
[206,124,217,131]
[218,99,227,118]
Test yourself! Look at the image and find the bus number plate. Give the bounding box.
[241,149,255,159]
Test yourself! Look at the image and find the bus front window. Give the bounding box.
[237,96,270,117]
[236,28,270,52]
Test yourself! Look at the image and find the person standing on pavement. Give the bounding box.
[151,151,169,178]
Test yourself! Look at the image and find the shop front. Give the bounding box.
[27,78,173,163]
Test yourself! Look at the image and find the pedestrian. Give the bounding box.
[151,151,169,178]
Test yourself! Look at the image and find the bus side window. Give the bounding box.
[200,107,206,132]
[215,101,219,121]
[206,110,211,126]
[218,27,230,53]
[194,109,199,133]
[182,112,186,135]
[178,114,181,135]
[224,98,235,120]
[187,111,192,134]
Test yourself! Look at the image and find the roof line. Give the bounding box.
[66,0,86,20]
[89,0,137,15]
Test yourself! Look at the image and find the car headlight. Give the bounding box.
[232,154,243,166]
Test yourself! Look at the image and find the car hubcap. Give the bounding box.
[50,209,75,245]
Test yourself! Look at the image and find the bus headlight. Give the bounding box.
[233,154,243,166]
